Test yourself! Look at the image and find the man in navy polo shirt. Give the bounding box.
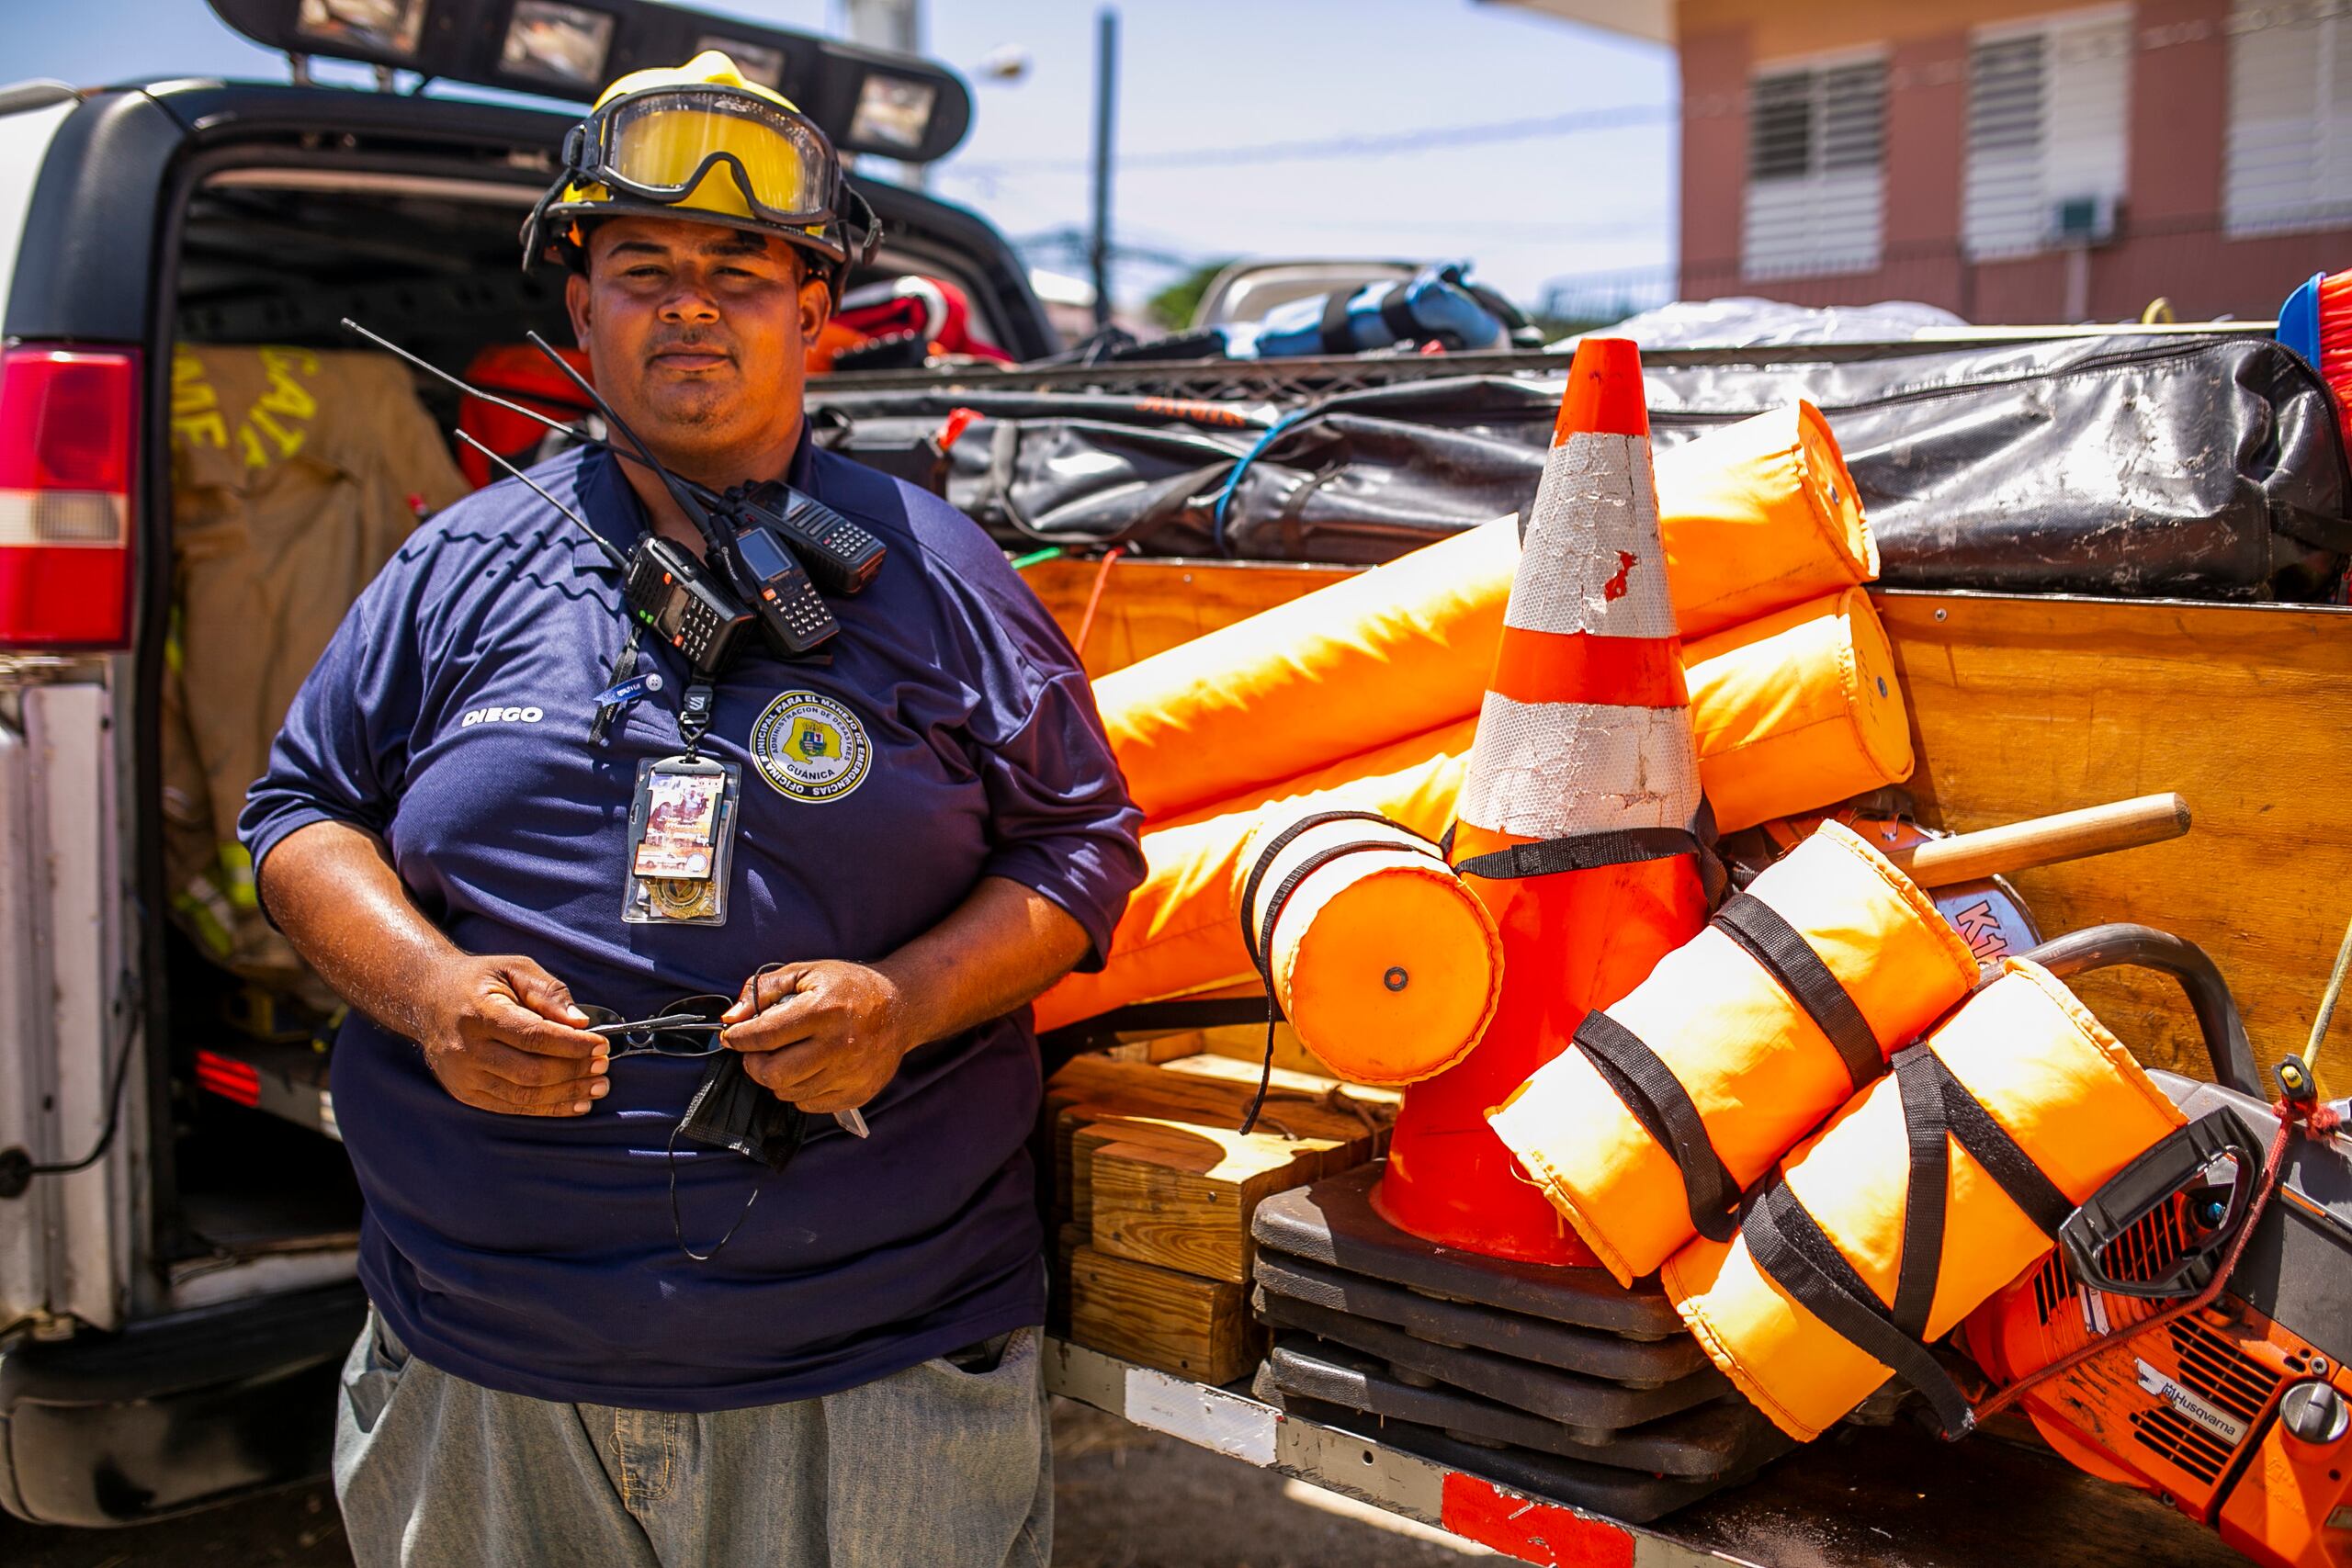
[241,52,1142,1568]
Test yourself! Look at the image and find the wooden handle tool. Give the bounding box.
[1886,793,2191,888]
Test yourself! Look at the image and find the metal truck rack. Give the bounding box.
[1042,1338,2242,1567]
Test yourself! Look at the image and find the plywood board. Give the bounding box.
[1879,592,2352,1095]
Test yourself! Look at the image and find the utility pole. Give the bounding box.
[1089,8,1118,330]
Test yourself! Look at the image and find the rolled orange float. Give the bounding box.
[1373,338,1713,1267]
[1030,744,1473,1032]
[1034,591,1915,1034]
[1653,400,1876,641]
[1095,400,1877,826]
[1662,960,2187,1443]
[1687,586,1913,833]
[1239,815,1502,1087]
[1486,821,1979,1285]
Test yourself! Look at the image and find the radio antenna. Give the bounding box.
[520,330,731,548]
[452,430,631,573]
[342,318,590,448]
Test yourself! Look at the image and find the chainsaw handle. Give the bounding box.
[2058,1111,2262,1298]
[2021,924,2260,1098]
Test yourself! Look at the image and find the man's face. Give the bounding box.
[565,214,831,473]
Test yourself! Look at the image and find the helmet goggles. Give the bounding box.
[569,84,843,230]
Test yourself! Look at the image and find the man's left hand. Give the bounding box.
[721,961,915,1113]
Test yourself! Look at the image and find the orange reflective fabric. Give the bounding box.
[1685,586,1914,833]
[1097,403,1878,827]
[1095,520,1514,823]
[1662,961,2188,1442]
[1044,594,1912,1035]
[1029,746,1472,1032]
[1487,822,1978,1285]
[1654,401,1876,642]
[1250,818,1503,1087]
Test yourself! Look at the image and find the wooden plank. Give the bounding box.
[1880,593,2352,1096]
[1159,1050,1405,1112]
[1066,1244,1261,1383]
[1088,1121,1355,1284]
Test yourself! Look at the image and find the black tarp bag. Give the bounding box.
[814,333,2351,600]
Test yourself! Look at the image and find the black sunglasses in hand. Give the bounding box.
[579,994,734,1060]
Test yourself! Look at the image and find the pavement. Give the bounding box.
[0,1398,1521,1567]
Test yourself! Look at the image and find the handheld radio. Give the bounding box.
[451,431,756,682]
[345,320,855,666]
[725,480,887,596]
[519,334,842,660]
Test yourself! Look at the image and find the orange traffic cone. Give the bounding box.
[1370,338,1713,1266]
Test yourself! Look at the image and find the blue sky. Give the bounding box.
[0,0,1679,309]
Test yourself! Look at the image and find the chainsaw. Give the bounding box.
[1960,926,2352,1568]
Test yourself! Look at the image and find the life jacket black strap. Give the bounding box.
[1741,1179,1982,1439]
[1571,1011,1743,1244]
[1318,289,1359,355]
[1742,1043,2077,1439]
[1888,1046,1953,1340]
[1911,1045,2075,1235]
[1713,892,1883,1094]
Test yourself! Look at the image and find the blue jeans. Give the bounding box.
[334,1309,1052,1568]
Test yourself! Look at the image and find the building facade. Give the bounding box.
[1505,0,2352,323]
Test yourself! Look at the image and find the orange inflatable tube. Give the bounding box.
[1032,745,1473,1032]
[1685,587,1913,833]
[1037,599,1916,1032]
[1661,960,2187,1442]
[1242,815,1502,1087]
[1096,401,1877,824]
[1486,821,1978,1285]
[1653,400,1875,641]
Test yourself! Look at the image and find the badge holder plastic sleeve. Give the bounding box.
[624,755,742,927]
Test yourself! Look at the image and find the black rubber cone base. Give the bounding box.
[1253,1371,1769,1526]
[1262,1335,1791,1481]
[1250,1165,1682,1339]
[1255,1249,1707,1387]
[1254,1288,1727,1434]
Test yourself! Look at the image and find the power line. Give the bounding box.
[947,5,2352,180]
[954,102,1677,176]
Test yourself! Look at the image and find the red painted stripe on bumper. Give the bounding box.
[1440,1472,1636,1567]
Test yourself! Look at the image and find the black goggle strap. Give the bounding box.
[1740,1043,2075,1440]
[1234,811,1443,1135]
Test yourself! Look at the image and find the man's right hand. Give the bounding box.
[414,955,610,1117]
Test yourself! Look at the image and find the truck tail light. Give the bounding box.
[0,346,140,650]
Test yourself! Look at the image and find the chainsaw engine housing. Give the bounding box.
[1961,1071,2352,1568]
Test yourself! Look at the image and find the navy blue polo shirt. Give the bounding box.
[241,439,1143,1412]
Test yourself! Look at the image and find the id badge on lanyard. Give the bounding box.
[622,753,742,926]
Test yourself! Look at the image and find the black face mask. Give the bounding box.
[663,1053,808,1262]
[680,1052,807,1170]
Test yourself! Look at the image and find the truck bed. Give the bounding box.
[1045,1339,2240,1567]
